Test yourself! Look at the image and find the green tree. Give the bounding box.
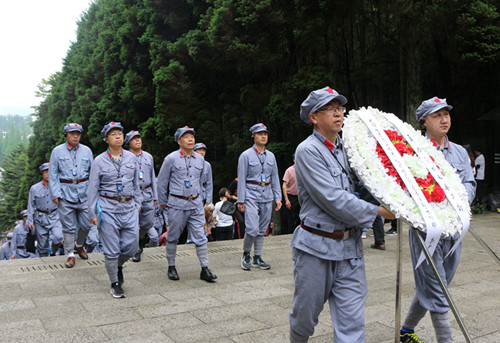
[25,0,499,204]
[0,144,28,232]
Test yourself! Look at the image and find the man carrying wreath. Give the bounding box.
[400,97,476,343]
[289,86,395,343]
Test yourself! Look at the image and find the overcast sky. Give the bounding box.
[0,0,92,116]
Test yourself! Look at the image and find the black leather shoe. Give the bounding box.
[117,266,124,286]
[132,249,142,263]
[200,267,217,282]
[168,266,179,280]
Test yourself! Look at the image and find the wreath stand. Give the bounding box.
[393,219,473,343]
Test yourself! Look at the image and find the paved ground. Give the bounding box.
[1,212,499,343]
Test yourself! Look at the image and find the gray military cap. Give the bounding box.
[64,123,83,133]
[249,123,268,135]
[194,143,207,151]
[39,163,50,173]
[300,86,347,124]
[124,130,141,145]
[416,97,453,121]
[101,122,124,137]
[174,126,195,141]
[20,209,28,217]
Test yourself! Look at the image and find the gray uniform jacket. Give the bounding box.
[157,149,205,210]
[237,146,282,203]
[0,242,11,260]
[201,160,213,203]
[87,150,143,220]
[11,221,29,258]
[431,135,476,204]
[49,142,93,203]
[27,181,60,228]
[290,130,379,261]
[132,150,158,205]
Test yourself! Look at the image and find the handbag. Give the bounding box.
[26,229,37,253]
[220,200,236,216]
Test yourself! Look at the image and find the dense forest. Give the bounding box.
[1,0,499,231]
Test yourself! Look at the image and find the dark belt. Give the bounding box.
[37,208,57,214]
[170,194,199,201]
[100,195,133,203]
[17,246,25,249]
[60,178,88,184]
[246,180,270,186]
[300,222,356,241]
[140,184,151,190]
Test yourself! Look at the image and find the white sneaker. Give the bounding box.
[362,232,367,239]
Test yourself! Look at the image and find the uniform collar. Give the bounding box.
[253,145,266,154]
[107,149,123,159]
[180,149,195,157]
[313,129,342,151]
[66,143,79,150]
[426,133,451,151]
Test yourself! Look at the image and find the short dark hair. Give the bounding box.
[219,187,229,198]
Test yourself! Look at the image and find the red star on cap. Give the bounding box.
[434,98,441,103]
[111,122,115,125]
[185,126,189,128]
[327,87,334,94]
[261,124,265,127]
[131,130,135,132]
[74,124,78,126]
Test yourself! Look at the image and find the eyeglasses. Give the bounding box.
[108,132,123,137]
[317,106,346,114]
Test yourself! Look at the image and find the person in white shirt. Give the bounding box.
[212,188,234,241]
[473,147,485,205]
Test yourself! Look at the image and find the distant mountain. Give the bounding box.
[0,115,33,162]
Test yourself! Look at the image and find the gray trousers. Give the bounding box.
[409,229,462,312]
[166,207,207,245]
[244,200,272,237]
[138,204,158,247]
[138,201,155,234]
[35,221,63,255]
[289,248,367,343]
[100,210,139,259]
[58,199,93,234]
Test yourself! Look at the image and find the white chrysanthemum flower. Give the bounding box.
[343,107,471,236]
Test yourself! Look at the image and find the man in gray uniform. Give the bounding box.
[27,163,63,257]
[237,123,282,270]
[157,126,217,282]
[124,130,158,263]
[400,97,476,343]
[88,122,142,298]
[289,86,395,343]
[0,232,13,260]
[11,210,38,259]
[152,205,166,244]
[49,123,94,268]
[194,143,213,205]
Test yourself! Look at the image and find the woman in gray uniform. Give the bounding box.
[88,122,142,299]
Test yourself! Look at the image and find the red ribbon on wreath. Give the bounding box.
[376,130,446,203]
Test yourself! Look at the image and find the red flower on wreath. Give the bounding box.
[376,130,446,203]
